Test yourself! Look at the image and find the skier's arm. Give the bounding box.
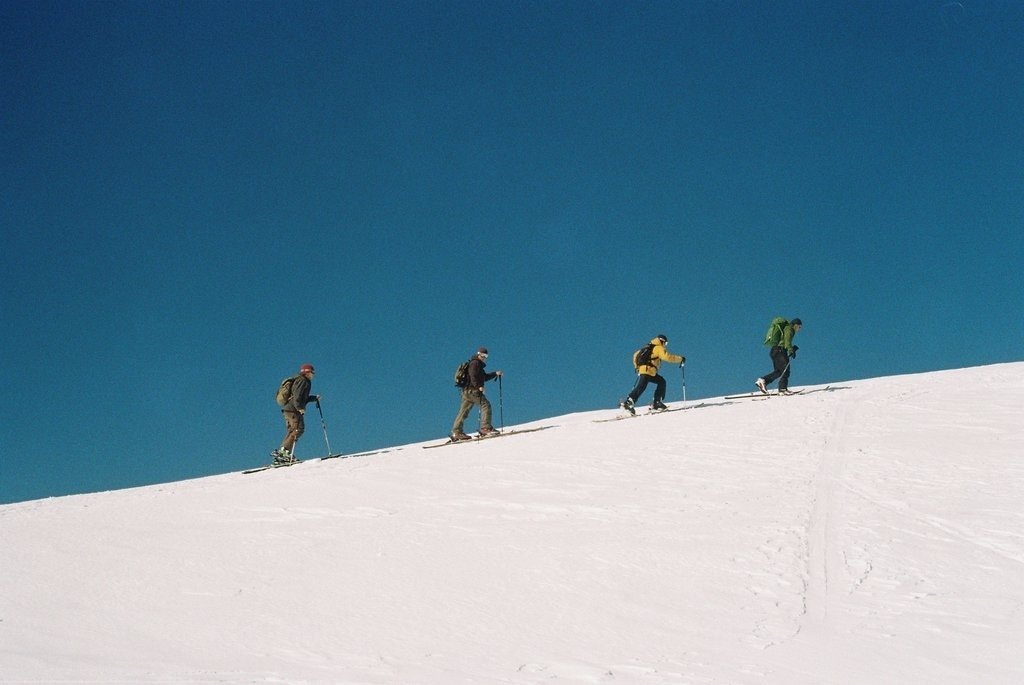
[782,326,796,355]
[656,348,684,366]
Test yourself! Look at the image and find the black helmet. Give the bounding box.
[791,318,803,326]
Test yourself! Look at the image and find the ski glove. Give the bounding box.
[790,347,798,359]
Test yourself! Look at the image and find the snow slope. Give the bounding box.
[2,364,1023,684]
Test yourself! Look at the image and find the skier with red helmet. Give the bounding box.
[272,363,320,465]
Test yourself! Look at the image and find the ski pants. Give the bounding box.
[452,388,493,434]
[281,410,305,453]
[628,373,667,404]
[762,346,792,390]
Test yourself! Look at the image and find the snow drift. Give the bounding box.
[2,363,1023,684]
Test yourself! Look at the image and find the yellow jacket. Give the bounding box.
[635,337,684,377]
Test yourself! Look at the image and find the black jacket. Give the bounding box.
[467,357,497,390]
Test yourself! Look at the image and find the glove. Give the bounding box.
[679,356,686,366]
[790,347,798,359]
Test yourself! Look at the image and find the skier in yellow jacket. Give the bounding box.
[620,334,685,415]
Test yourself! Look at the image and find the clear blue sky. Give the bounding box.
[3,0,1021,504]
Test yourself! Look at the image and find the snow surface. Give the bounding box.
[2,364,1023,684]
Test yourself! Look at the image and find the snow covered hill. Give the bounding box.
[2,364,1023,684]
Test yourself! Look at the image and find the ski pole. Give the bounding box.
[315,399,333,456]
[681,362,686,401]
[498,374,505,433]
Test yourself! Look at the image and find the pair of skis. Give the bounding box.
[724,390,805,400]
[423,425,553,449]
[242,459,311,475]
[244,427,554,472]
[593,402,708,423]
[724,386,830,400]
[243,448,391,474]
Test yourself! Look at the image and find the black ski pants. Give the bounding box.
[628,373,667,404]
[762,346,792,390]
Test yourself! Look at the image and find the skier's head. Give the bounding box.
[476,347,489,359]
[299,363,315,376]
[791,318,803,328]
[656,334,668,345]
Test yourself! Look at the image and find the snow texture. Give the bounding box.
[2,363,1023,683]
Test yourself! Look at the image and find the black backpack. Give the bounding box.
[632,343,655,370]
[454,358,474,387]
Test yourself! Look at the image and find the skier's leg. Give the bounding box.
[651,374,667,403]
[779,357,792,392]
[451,390,476,435]
[479,392,493,431]
[281,411,304,452]
[628,375,650,402]
[762,347,788,386]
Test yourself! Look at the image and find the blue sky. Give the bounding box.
[3,0,1021,504]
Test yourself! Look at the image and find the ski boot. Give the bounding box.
[271,449,296,466]
[620,397,636,415]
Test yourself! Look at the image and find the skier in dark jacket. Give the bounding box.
[273,363,320,464]
[451,347,503,441]
[756,318,802,395]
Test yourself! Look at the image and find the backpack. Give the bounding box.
[763,317,789,347]
[632,343,655,370]
[454,359,473,388]
[276,375,299,406]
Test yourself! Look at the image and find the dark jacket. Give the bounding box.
[283,374,316,413]
[467,356,498,391]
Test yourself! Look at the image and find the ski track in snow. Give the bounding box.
[801,395,851,631]
[760,371,1024,683]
